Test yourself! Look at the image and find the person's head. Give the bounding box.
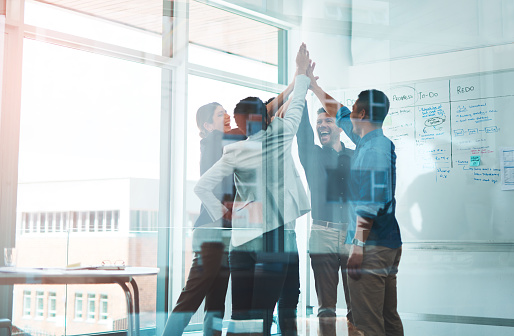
[196,102,230,138]
[351,89,390,134]
[234,97,268,136]
[316,107,342,149]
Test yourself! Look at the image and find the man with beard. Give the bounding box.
[306,60,403,336]
[296,106,355,335]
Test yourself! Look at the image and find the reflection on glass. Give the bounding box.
[13,39,161,336]
[189,0,279,68]
[24,0,162,54]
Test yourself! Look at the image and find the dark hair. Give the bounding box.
[196,102,221,138]
[356,89,390,123]
[234,97,268,134]
[317,107,327,115]
[234,97,266,116]
[264,97,275,105]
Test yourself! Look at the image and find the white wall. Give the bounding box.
[288,0,514,333]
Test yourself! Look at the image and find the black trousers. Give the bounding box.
[163,241,230,336]
[229,228,300,336]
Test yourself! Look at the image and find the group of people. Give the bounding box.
[162,43,403,336]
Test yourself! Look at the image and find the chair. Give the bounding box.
[0,319,12,336]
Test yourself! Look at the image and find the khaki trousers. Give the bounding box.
[348,245,403,336]
[309,225,352,336]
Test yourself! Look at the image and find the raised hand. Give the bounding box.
[296,43,310,75]
[307,61,320,89]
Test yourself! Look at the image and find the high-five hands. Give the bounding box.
[307,61,319,89]
[296,43,310,75]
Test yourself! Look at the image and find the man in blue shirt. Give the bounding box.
[296,105,355,336]
[307,63,403,336]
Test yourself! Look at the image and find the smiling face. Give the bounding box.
[316,112,342,148]
[206,105,231,133]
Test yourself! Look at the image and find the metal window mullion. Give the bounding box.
[194,0,297,30]
[188,63,285,94]
[23,24,178,70]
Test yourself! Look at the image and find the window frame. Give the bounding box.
[74,292,83,320]
[22,290,32,318]
[87,293,96,321]
[99,294,108,321]
[47,292,57,319]
[1,0,289,334]
[35,291,44,319]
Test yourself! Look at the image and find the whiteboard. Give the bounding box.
[333,70,514,242]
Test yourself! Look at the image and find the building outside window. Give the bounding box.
[47,213,54,233]
[74,293,83,319]
[104,212,111,232]
[48,292,57,318]
[72,212,79,232]
[113,211,119,231]
[22,291,31,317]
[35,291,44,318]
[80,212,87,232]
[40,213,46,233]
[29,213,34,233]
[96,212,104,233]
[89,212,96,232]
[99,294,108,320]
[55,212,61,232]
[87,294,96,320]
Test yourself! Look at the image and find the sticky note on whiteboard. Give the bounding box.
[470,155,481,166]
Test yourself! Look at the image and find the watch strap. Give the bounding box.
[352,238,365,247]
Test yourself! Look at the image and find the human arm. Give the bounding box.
[347,216,373,280]
[296,103,317,176]
[279,44,311,133]
[194,151,236,222]
[306,62,342,119]
[266,73,296,120]
[266,44,310,120]
[306,62,361,145]
[273,96,291,119]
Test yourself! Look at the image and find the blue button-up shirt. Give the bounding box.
[336,106,402,248]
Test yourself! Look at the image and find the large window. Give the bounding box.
[74,293,83,320]
[48,292,57,319]
[35,291,44,318]
[7,0,285,334]
[188,0,280,82]
[87,294,96,321]
[22,291,32,317]
[6,0,506,336]
[99,295,108,321]
[12,20,162,333]
[3,0,514,335]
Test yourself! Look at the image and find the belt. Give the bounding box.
[312,219,348,231]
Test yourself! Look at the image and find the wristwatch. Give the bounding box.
[352,238,365,247]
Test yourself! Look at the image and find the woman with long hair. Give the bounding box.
[164,102,240,336]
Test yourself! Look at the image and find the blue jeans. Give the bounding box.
[229,227,299,336]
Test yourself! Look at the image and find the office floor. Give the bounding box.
[183,316,352,336]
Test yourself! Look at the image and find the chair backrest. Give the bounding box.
[0,319,12,336]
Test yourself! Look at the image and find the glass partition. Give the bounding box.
[2,0,514,336]
[13,38,161,335]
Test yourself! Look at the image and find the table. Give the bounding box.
[0,266,159,336]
